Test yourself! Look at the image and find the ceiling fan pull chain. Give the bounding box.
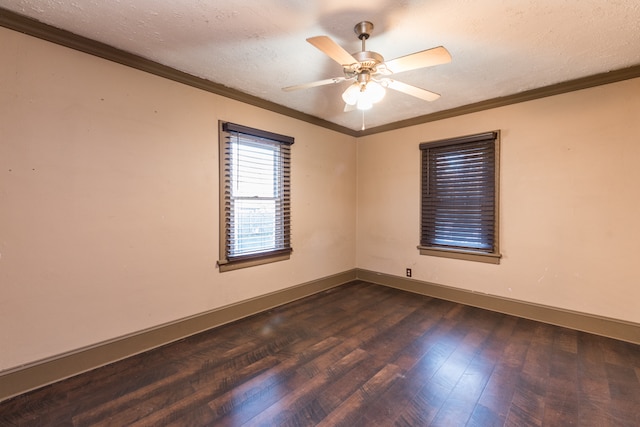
[361,109,366,130]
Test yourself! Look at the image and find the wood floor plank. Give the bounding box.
[241,348,371,426]
[206,331,355,425]
[339,303,462,426]
[379,309,479,426]
[2,281,640,426]
[316,363,403,427]
[312,355,387,420]
[168,336,345,426]
[427,322,497,426]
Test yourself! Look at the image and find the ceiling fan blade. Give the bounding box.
[282,77,346,92]
[386,80,441,102]
[307,36,358,66]
[384,46,451,74]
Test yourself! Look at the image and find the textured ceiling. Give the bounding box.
[2,0,640,131]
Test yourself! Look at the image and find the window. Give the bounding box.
[419,131,501,264]
[218,121,293,272]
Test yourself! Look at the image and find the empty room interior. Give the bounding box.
[1,1,640,426]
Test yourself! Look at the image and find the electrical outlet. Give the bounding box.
[406,268,412,277]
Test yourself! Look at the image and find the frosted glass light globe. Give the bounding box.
[341,83,361,105]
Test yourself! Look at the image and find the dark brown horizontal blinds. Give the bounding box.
[222,122,292,263]
[420,132,497,253]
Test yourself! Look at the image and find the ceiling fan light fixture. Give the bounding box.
[342,83,361,105]
[342,80,386,110]
[356,81,385,110]
[366,80,386,103]
[356,97,373,110]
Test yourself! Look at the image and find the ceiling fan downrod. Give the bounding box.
[354,21,373,51]
[350,21,384,74]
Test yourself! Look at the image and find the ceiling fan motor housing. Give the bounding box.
[352,50,384,70]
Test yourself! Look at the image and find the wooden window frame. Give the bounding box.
[218,121,293,272]
[418,131,501,264]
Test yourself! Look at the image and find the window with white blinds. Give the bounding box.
[218,121,293,271]
[419,131,501,264]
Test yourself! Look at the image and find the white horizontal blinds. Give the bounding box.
[222,122,292,262]
[420,132,497,253]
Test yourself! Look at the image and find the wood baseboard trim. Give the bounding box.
[5,268,636,402]
[0,270,357,402]
[356,269,640,345]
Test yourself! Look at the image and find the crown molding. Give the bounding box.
[359,65,640,135]
[0,8,359,137]
[2,7,640,137]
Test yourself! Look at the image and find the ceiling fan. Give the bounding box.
[283,21,451,112]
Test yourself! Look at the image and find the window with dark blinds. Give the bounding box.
[419,131,501,264]
[218,121,293,271]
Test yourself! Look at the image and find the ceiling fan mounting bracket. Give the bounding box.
[354,21,374,40]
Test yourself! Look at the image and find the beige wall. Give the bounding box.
[357,77,640,324]
[0,27,356,371]
[3,23,639,374]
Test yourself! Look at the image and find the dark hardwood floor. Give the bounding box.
[2,281,640,426]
